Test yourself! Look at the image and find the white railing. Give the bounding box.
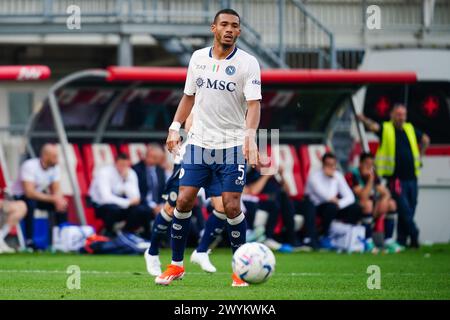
[0,0,449,67]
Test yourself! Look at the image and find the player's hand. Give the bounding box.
[53,195,67,212]
[243,136,259,168]
[166,130,181,155]
[129,198,141,207]
[329,197,339,206]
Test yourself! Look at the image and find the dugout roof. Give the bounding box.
[27,67,416,149]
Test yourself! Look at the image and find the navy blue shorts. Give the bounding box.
[180,144,247,194]
[162,163,222,207]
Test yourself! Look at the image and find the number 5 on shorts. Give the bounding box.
[238,164,245,181]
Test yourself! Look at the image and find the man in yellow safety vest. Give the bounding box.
[358,104,430,248]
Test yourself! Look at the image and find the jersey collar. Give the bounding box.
[209,46,238,60]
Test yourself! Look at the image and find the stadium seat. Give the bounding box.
[0,160,6,199]
[298,144,329,183]
[82,144,118,185]
[368,141,379,155]
[55,144,100,228]
[266,144,305,200]
[56,144,89,197]
[348,141,364,168]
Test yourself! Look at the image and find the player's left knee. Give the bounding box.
[223,202,241,218]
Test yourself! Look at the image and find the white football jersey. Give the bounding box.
[184,46,262,149]
[11,158,61,196]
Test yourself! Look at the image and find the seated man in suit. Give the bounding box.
[89,153,151,238]
[132,144,166,230]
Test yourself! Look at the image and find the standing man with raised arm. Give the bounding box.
[358,104,430,248]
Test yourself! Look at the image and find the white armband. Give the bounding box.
[169,121,181,132]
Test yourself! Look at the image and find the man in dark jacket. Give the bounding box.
[132,144,167,237]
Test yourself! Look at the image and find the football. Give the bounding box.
[232,242,276,284]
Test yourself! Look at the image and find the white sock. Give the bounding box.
[0,224,11,240]
[213,210,227,220]
[171,260,183,267]
[160,208,173,222]
[174,208,192,219]
[227,212,245,225]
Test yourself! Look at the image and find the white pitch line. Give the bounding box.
[0,269,325,276]
[0,269,444,276]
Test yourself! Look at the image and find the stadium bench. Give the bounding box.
[268,144,305,200]
[55,144,103,230]
[264,144,305,235]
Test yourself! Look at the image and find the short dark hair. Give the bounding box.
[213,8,240,24]
[322,152,336,164]
[392,103,406,111]
[116,153,130,162]
[359,152,374,163]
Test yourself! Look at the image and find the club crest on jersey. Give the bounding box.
[196,77,205,88]
[225,65,236,75]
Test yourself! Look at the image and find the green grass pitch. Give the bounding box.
[1,244,449,300]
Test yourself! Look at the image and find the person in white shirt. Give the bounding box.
[89,153,149,237]
[305,152,363,246]
[12,143,68,250]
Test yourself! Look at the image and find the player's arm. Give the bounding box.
[357,114,380,133]
[49,180,68,212]
[352,172,375,200]
[244,100,261,168]
[243,57,262,168]
[185,111,194,133]
[49,180,63,197]
[23,181,55,203]
[167,94,195,153]
[336,173,356,209]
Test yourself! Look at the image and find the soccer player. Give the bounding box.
[156,8,261,286]
[144,114,228,276]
